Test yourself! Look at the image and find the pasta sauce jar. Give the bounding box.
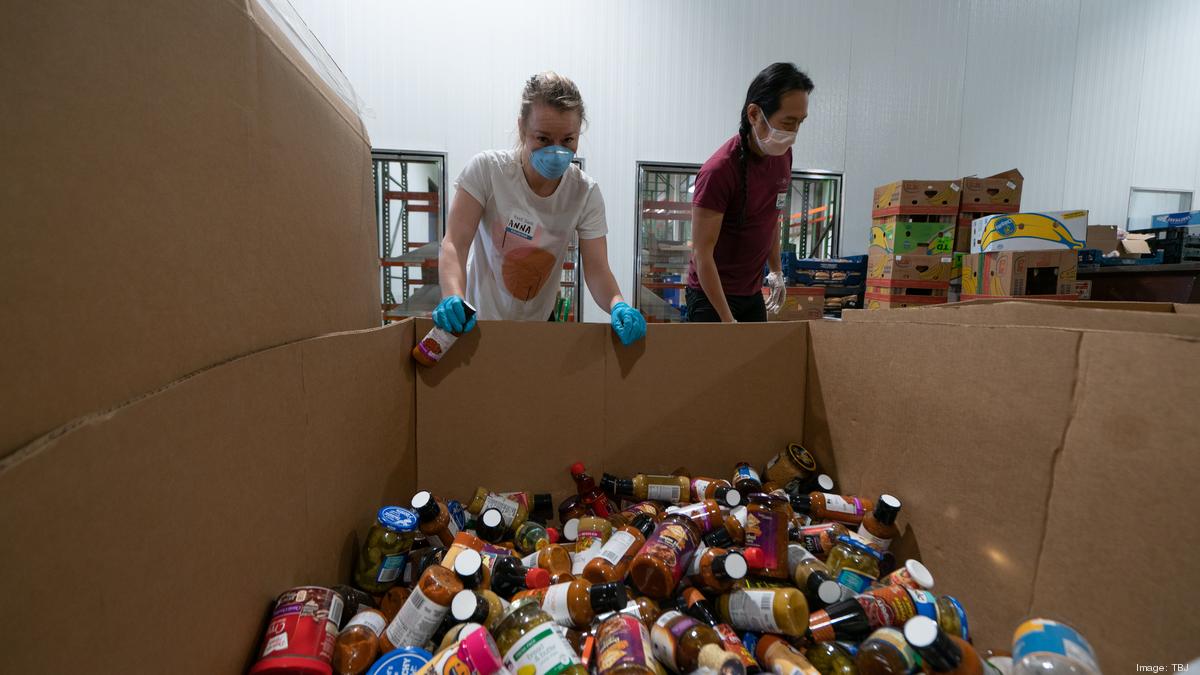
[250,586,344,675]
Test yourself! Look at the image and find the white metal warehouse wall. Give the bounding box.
[290,0,1200,321]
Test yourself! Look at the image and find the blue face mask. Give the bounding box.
[530,145,575,180]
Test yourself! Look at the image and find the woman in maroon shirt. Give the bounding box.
[687,63,813,322]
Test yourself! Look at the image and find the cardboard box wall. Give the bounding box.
[3,319,1198,673]
[0,0,380,456]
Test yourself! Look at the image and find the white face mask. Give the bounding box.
[753,111,796,156]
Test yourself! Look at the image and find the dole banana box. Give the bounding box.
[961,250,1079,299]
[869,217,955,255]
[872,179,962,216]
[970,211,1089,254]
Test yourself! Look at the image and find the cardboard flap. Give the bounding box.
[1121,233,1154,255]
[842,302,1200,337]
[0,323,417,673]
[1032,331,1200,669]
[0,0,379,457]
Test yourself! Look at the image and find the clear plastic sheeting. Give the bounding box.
[252,0,364,117]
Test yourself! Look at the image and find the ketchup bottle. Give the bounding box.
[570,462,616,517]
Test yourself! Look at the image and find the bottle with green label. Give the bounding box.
[494,597,587,675]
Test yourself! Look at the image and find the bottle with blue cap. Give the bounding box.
[355,506,418,594]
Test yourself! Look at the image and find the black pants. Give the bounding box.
[686,287,767,323]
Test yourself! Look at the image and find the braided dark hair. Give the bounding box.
[737,63,814,227]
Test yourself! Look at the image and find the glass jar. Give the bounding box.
[494,598,587,675]
[825,535,883,593]
[744,494,790,579]
[354,506,418,594]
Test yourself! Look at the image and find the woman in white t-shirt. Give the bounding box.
[435,72,646,345]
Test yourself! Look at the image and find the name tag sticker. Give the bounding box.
[504,213,537,242]
[776,193,787,209]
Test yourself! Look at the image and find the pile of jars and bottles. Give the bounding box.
[248,444,1100,675]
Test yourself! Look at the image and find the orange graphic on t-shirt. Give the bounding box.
[502,247,557,301]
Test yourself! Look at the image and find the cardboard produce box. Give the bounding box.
[958,168,1023,212]
[865,253,953,309]
[868,216,955,255]
[872,179,962,216]
[2,319,1198,673]
[971,211,1089,253]
[961,250,1079,300]
[764,286,825,321]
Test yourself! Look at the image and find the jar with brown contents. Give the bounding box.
[380,564,463,651]
[686,546,749,594]
[666,499,727,534]
[764,442,819,485]
[650,610,734,674]
[794,522,850,559]
[332,608,386,675]
[629,514,701,599]
[602,473,691,505]
[595,612,657,675]
[411,490,460,548]
[522,543,575,584]
[606,501,664,528]
[412,302,475,367]
[687,477,743,508]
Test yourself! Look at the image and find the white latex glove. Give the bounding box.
[765,271,787,315]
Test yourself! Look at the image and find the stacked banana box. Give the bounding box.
[866,180,959,309]
[962,181,1088,300]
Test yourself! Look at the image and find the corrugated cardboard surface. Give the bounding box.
[0,0,379,456]
[933,298,1180,312]
[805,321,1079,651]
[1032,331,1200,669]
[842,302,1200,337]
[415,321,807,509]
[0,322,416,673]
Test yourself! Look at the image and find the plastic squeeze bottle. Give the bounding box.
[688,476,744,507]
[380,564,463,651]
[513,578,628,629]
[716,587,809,637]
[332,608,386,675]
[856,494,902,553]
[680,588,760,672]
[583,513,656,583]
[787,543,853,608]
[412,301,476,367]
[666,499,729,534]
[904,616,985,675]
[411,490,460,548]
[602,472,691,504]
[791,492,874,526]
[522,543,575,584]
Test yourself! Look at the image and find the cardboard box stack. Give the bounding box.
[955,170,1024,253]
[964,210,1088,301]
[867,179,960,309]
[780,253,868,317]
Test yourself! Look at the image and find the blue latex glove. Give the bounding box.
[433,296,476,334]
[610,302,647,346]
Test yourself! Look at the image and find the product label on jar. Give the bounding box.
[798,524,838,556]
[670,502,720,532]
[483,493,521,526]
[344,609,387,637]
[690,478,712,502]
[647,483,681,503]
[596,530,637,566]
[541,582,574,627]
[502,622,582,675]
[854,525,892,552]
[385,584,448,649]
[572,545,601,575]
[643,523,697,583]
[821,494,863,516]
[726,590,781,633]
[447,501,467,532]
[714,624,758,668]
[501,491,531,508]
[686,545,708,577]
[522,551,541,569]
[745,509,784,572]
[480,543,509,572]
[835,568,875,593]
[735,465,761,484]
[907,589,939,621]
[596,614,652,672]
[650,611,696,670]
[417,328,457,363]
[1012,620,1098,672]
[859,585,914,628]
[864,628,918,672]
[377,553,409,584]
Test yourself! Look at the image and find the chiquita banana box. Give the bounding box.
[970,211,1089,253]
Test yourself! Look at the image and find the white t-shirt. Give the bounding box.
[455,150,607,321]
